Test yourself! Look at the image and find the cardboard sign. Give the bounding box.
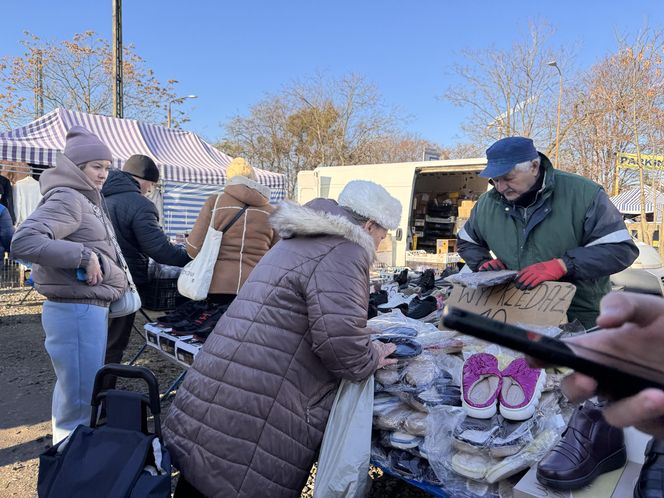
[446,281,576,326]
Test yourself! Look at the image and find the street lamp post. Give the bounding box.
[167,94,197,128]
[547,60,563,168]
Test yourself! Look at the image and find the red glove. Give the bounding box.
[478,258,507,272]
[515,259,567,290]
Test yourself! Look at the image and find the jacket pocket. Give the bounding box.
[96,251,128,297]
[304,381,339,448]
[307,382,338,419]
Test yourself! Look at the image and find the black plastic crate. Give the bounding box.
[140,278,187,311]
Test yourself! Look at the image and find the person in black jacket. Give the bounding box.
[0,203,14,254]
[0,174,16,224]
[102,155,190,373]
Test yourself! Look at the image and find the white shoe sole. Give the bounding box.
[461,398,497,419]
[499,371,547,421]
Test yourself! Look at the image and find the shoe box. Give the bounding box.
[514,427,649,498]
[144,322,201,368]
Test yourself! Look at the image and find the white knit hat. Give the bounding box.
[338,180,402,230]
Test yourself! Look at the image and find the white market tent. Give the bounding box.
[0,108,286,236]
[610,185,664,222]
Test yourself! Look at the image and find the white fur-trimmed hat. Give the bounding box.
[338,180,402,230]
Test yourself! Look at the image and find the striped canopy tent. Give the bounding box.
[610,185,664,221]
[0,108,286,236]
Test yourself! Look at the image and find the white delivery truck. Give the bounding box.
[296,158,490,267]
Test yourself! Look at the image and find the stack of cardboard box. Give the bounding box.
[454,199,476,235]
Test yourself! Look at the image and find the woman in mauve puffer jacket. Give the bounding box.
[11,126,127,444]
[164,180,403,498]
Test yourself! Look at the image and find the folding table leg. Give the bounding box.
[18,287,34,305]
[161,371,186,402]
[138,308,152,322]
[127,343,147,366]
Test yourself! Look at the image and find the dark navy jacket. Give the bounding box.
[0,204,14,253]
[101,169,189,285]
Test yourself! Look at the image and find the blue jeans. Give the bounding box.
[42,301,108,444]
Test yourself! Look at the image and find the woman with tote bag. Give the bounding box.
[181,158,278,306]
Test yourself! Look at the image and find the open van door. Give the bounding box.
[296,170,317,204]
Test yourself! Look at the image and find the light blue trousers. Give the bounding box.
[42,301,108,444]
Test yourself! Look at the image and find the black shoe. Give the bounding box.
[406,295,437,320]
[634,438,664,498]
[157,299,208,326]
[417,269,436,293]
[171,304,228,335]
[193,329,213,343]
[394,269,408,286]
[369,289,389,306]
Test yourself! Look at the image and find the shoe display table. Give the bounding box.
[143,322,203,400]
[144,323,202,368]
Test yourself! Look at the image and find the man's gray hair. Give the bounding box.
[513,157,540,173]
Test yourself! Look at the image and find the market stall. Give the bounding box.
[0,108,287,238]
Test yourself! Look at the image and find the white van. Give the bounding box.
[296,158,489,267]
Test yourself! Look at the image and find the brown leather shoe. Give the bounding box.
[536,401,626,490]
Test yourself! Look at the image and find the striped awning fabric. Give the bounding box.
[610,185,664,215]
[162,180,286,238]
[0,108,285,193]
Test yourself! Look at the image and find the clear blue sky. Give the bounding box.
[2,1,662,146]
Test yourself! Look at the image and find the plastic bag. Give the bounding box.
[369,310,440,336]
[313,376,374,498]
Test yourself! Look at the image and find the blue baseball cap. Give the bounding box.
[479,136,539,178]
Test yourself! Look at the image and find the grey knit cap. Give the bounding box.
[63,126,112,166]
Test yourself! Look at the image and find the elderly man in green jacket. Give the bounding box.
[458,136,638,328]
[457,136,638,491]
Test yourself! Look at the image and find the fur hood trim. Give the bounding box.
[270,201,375,260]
[227,174,271,200]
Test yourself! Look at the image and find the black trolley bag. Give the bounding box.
[37,364,172,498]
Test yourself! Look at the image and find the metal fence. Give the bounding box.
[1,255,29,289]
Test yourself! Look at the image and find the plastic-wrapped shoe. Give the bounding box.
[489,416,536,457]
[388,449,427,480]
[452,415,500,454]
[410,381,461,411]
[461,353,502,419]
[451,451,491,480]
[374,336,423,359]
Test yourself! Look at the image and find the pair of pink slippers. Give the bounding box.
[462,353,546,421]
